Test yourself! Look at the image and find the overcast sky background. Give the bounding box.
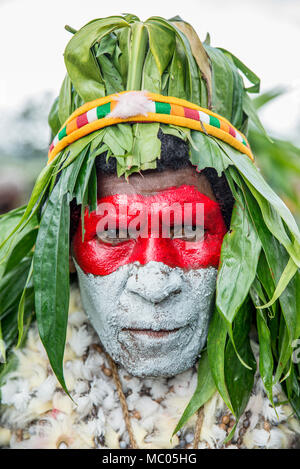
[0,0,300,142]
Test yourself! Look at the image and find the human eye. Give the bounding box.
[96,227,131,245]
[170,224,206,242]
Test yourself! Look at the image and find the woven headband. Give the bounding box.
[48,91,254,164]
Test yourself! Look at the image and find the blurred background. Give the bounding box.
[0,0,299,221]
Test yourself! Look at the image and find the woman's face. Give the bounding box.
[72,167,227,377]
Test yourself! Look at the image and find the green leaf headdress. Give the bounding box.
[0,15,299,428]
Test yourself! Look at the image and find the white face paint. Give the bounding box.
[74,260,217,377]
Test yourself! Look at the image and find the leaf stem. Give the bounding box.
[65,25,77,35]
[126,23,148,91]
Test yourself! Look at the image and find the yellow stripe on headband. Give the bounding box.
[48,91,254,163]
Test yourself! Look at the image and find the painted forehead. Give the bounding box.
[84,185,221,230]
[97,168,216,201]
[97,184,216,205]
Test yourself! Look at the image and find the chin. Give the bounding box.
[112,349,202,378]
[109,326,208,378]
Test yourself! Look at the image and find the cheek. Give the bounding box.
[72,233,136,276]
[72,229,226,276]
[171,232,225,269]
[74,259,121,334]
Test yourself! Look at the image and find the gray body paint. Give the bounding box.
[74,260,217,378]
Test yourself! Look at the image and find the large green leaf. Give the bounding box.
[0,257,32,317]
[64,17,129,101]
[207,309,234,415]
[4,228,37,275]
[142,50,161,94]
[62,145,91,197]
[250,280,274,404]
[96,54,124,95]
[146,21,175,76]
[229,169,299,329]
[59,130,106,173]
[103,125,133,156]
[275,317,293,384]
[274,272,300,383]
[216,194,261,324]
[283,364,300,420]
[168,40,187,100]
[227,57,244,129]
[203,45,234,121]
[189,132,231,177]
[116,27,131,87]
[123,123,161,176]
[220,142,300,255]
[74,152,97,206]
[257,257,298,309]
[95,34,124,95]
[243,92,270,140]
[218,48,260,94]
[48,96,61,136]
[234,171,300,343]
[173,350,216,435]
[126,22,148,91]
[172,20,212,107]
[224,298,256,419]
[33,175,70,394]
[0,152,65,255]
[0,206,27,277]
[95,31,118,56]
[229,170,300,383]
[1,289,34,353]
[16,260,33,348]
[103,128,126,156]
[148,17,200,104]
[0,207,38,280]
[58,74,72,125]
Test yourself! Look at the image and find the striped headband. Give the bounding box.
[48,91,254,164]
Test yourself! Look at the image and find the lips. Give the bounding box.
[122,327,180,338]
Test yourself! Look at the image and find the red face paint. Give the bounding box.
[72,185,227,276]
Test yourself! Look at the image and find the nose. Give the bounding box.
[125,261,183,304]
